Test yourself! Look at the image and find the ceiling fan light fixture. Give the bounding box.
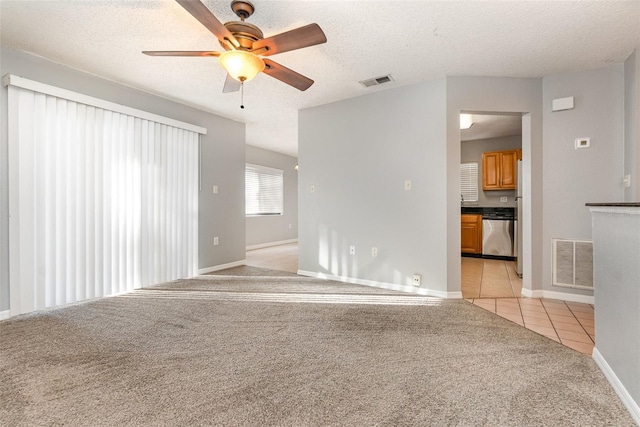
[460,114,474,130]
[219,50,265,82]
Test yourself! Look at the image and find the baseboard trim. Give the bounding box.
[297,270,460,299]
[0,310,10,321]
[520,288,594,304]
[593,347,640,424]
[198,260,246,275]
[246,239,298,251]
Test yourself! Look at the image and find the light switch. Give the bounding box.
[404,180,412,191]
[213,185,218,194]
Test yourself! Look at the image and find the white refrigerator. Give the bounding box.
[516,160,523,277]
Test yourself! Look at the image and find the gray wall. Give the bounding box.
[299,79,449,294]
[446,76,544,294]
[625,49,640,201]
[299,76,543,297]
[460,135,522,208]
[542,65,625,295]
[0,47,246,311]
[245,145,298,248]
[299,68,631,300]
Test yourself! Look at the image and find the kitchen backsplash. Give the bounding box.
[462,189,517,207]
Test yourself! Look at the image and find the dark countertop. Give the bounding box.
[461,206,515,215]
[586,203,640,207]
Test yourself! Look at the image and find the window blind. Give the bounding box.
[245,163,284,216]
[460,162,479,202]
[5,75,203,316]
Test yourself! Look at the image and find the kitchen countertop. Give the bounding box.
[461,206,515,215]
[586,203,640,207]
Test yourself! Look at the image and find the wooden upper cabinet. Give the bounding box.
[482,149,521,190]
[482,152,500,190]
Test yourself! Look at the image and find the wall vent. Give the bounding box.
[359,74,394,88]
[551,238,593,290]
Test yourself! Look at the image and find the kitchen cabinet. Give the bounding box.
[461,214,482,254]
[482,149,521,190]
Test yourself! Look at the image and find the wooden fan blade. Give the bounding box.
[142,51,222,57]
[262,59,314,91]
[175,0,239,48]
[252,23,326,57]
[223,74,241,93]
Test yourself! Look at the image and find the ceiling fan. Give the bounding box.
[143,0,327,93]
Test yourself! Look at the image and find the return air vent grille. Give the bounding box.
[359,74,394,88]
[552,238,593,290]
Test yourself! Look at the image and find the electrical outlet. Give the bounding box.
[413,274,421,287]
[575,137,590,149]
[349,245,356,255]
[500,196,507,203]
[624,174,631,188]
[213,237,219,246]
[371,247,378,257]
[213,185,218,194]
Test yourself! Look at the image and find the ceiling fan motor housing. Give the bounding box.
[222,21,263,50]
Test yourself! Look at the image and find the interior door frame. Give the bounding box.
[458,110,532,295]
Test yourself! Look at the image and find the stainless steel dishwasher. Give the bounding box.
[482,210,515,257]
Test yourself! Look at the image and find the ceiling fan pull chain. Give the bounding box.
[240,81,245,109]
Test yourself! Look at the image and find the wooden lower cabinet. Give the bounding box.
[461,214,482,254]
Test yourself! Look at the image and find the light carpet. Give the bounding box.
[0,270,634,426]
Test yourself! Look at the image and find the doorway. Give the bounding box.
[459,112,523,299]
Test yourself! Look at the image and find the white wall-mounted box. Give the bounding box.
[552,96,575,112]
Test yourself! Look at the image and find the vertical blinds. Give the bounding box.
[245,163,284,215]
[6,75,203,316]
[460,162,479,202]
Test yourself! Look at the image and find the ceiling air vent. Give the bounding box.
[359,74,394,88]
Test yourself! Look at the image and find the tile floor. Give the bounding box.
[463,257,594,355]
[467,297,595,354]
[461,256,522,298]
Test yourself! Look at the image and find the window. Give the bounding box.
[460,162,479,202]
[245,163,284,216]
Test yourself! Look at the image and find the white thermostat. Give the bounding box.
[575,137,590,149]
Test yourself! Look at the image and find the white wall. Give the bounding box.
[245,145,298,248]
[0,48,247,311]
[542,65,625,295]
[298,80,449,296]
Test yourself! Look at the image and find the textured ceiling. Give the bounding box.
[1,0,639,157]
[461,114,522,142]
